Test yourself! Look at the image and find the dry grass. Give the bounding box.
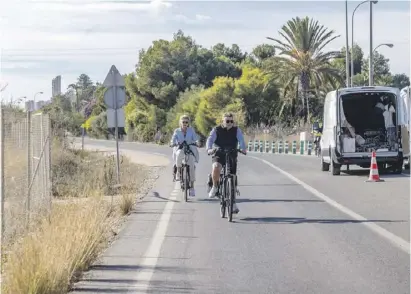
[119,193,135,215]
[51,143,146,198]
[2,199,110,294]
[1,142,150,294]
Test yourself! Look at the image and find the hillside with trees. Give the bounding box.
[42,17,410,142]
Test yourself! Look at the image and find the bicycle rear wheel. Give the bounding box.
[226,177,234,222]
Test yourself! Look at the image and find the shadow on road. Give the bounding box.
[238,183,299,187]
[237,198,323,203]
[149,191,179,202]
[238,217,405,224]
[341,168,410,178]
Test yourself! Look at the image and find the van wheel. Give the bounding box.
[392,163,403,174]
[321,157,329,171]
[331,161,341,176]
[377,163,386,174]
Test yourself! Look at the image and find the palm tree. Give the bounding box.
[266,17,343,121]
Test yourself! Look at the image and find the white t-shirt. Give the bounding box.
[383,105,395,128]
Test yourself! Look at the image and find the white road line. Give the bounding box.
[131,182,180,293]
[250,156,411,255]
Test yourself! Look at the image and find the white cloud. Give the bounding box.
[174,13,212,24]
[196,14,212,21]
[29,0,172,12]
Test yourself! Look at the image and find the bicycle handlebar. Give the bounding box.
[207,148,246,156]
[169,142,198,148]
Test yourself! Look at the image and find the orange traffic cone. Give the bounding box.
[366,151,384,182]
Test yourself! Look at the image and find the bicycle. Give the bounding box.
[208,147,246,222]
[170,141,197,202]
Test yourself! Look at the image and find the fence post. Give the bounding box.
[300,141,305,155]
[48,115,52,216]
[271,141,276,153]
[0,107,5,278]
[285,141,289,154]
[26,111,32,229]
[41,114,46,204]
[278,141,283,154]
[292,141,297,154]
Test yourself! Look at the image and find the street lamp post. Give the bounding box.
[16,96,27,105]
[345,0,350,87]
[368,0,382,86]
[371,43,394,84]
[351,0,377,87]
[33,91,43,112]
[373,43,394,53]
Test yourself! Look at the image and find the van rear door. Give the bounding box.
[338,86,400,160]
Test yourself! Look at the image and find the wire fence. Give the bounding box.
[0,108,51,250]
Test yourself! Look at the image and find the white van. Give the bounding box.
[400,86,410,169]
[320,86,407,175]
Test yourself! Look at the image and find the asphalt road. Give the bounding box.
[71,138,410,294]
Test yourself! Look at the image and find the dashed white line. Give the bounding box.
[131,182,180,293]
[250,156,411,255]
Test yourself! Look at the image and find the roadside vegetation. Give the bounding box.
[2,137,150,294]
[39,17,409,143]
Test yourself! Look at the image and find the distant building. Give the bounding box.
[25,100,35,112]
[35,100,47,110]
[52,75,62,97]
[25,99,50,111]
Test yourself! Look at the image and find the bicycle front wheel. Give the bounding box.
[220,181,226,218]
[183,166,189,202]
[226,177,234,222]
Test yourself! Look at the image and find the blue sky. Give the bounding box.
[1,0,410,103]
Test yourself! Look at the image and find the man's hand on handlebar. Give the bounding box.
[207,148,247,156]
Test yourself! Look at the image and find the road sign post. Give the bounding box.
[103,65,126,192]
[81,126,85,151]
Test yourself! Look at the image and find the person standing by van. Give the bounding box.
[312,121,323,155]
[383,103,396,149]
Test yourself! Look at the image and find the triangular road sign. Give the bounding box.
[103,65,125,87]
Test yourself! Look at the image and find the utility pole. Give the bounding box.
[345,0,350,87]
[369,1,374,86]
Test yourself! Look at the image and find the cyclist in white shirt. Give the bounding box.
[171,115,200,197]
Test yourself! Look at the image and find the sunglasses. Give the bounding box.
[182,121,189,125]
[225,120,234,123]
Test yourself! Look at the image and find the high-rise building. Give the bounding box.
[25,100,35,112]
[52,75,62,97]
[35,100,46,110]
[25,100,51,111]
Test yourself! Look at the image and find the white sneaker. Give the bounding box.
[233,203,239,214]
[208,186,218,198]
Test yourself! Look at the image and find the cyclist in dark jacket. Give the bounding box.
[206,112,247,214]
